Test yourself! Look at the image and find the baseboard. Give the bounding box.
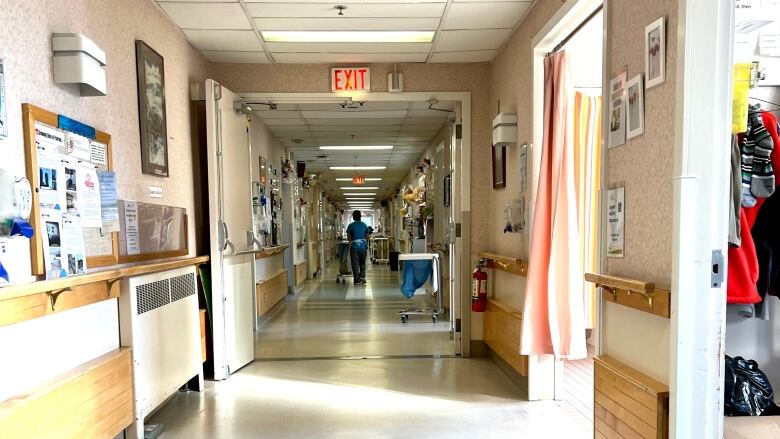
[488,348,529,397]
[470,340,489,357]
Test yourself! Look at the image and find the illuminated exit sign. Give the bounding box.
[331,67,370,92]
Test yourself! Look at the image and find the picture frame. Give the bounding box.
[492,145,506,189]
[645,17,666,89]
[135,40,169,177]
[608,71,627,148]
[626,74,645,139]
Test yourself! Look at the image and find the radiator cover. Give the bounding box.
[118,266,203,422]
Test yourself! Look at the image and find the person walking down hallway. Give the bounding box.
[347,210,371,285]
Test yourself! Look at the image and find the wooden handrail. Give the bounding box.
[0,256,209,302]
[479,252,528,277]
[255,244,289,259]
[584,272,671,319]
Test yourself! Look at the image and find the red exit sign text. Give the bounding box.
[331,67,370,92]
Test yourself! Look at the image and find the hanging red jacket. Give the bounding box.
[727,111,779,304]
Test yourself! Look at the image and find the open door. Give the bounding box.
[205,79,255,380]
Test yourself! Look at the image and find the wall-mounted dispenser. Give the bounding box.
[492,112,518,147]
[52,33,107,96]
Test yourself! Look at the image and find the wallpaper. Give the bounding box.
[0,0,210,258]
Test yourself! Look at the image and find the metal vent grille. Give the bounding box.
[170,273,196,303]
[136,279,171,315]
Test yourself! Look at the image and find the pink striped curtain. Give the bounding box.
[520,51,587,360]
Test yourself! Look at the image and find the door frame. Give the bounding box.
[669,0,734,437]
[239,91,471,356]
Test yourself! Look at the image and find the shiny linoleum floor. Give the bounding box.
[255,260,455,359]
[148,260,593,438]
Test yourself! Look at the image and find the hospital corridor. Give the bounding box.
[0,0,776,438]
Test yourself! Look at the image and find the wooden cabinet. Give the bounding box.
[257,269,289,318]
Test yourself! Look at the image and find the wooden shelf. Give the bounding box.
[255,244,289,259]
[479,252,528,277]
[0,256,209,327]
[584,272,671,319]
[484,298,527,376]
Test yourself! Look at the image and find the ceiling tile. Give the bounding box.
[182,29,263,51]
[263,119,307,126]
[271,52,428,63]
[246,3,445,18]
[254,17,440,31]
[265,42,432,53]
[301,110,408,119]
[435,29,512,51]
[253,110,301,119]
[158,3,252,30]
[443,2,531,30]
[245,0,444,3]
[430,50,496,63]
[201,50,270,63]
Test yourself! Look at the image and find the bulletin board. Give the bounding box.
[22,104,119,277]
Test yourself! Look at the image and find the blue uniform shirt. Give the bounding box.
[347,221,369,249]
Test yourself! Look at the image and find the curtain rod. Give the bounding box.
[549,5,604,55]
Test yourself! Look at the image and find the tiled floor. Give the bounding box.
[255,261,455,359]
[148,261,594,438]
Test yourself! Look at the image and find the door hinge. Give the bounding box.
[711,249,724,288]
[214,83,222,100]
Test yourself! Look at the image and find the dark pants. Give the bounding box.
[350,246,367,283]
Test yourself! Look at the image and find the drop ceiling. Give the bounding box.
[251,99,455,204]
[155,0,534,63]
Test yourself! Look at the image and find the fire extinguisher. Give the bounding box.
[472,262,487,312]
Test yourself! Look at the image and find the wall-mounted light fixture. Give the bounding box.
[52,33,106,96]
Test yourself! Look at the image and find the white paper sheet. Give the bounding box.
[607,187,625,258]
[62,213,87,275]
[63,132,91,161]
[41,207,67,279]
[76,165,102,228]
[36,141,65,209]
[90,141,107,165]
[98,171,119,233]
[124,201,140,255]
[759,24,780,56]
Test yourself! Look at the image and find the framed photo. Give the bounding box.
[135,41,169,177]
[0,57,7,138]
[492,145,506,189]
[608,71,627,148]
[626,74,645,139]
[645,17,666,89]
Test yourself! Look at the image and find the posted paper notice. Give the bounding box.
[607,187,625,258]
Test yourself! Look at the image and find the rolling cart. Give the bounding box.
[336,241,351,283]
[371,237,390,264]
[398,253,442,323]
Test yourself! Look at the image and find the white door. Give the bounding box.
[205,79,255,379]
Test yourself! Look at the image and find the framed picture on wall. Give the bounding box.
[608,71,627,148]
[645,17,666,89]
[626,74,645,139]
[492,145,506,189]
[135,40,169,177]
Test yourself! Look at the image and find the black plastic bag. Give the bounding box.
[724,355,777,416]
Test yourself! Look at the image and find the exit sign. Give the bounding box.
[331,67,370,92]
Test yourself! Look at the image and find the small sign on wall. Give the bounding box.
[331,67,370,92]
[149,185,163,199]
[607,186,625,258]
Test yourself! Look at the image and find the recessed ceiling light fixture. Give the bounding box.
[261,31,435,43]
[343,193,376,196]
[340,187,379,190]
[330,166,386,170]
[345,197,375,200]
[336,177,382,181]
[319,145,393,151]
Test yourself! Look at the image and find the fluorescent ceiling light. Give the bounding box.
[261,30,435,43]
[320,146,393,151]
[345,197,374,200]
[340,187,379,190]
[330,166,386,170]
[343,193,376,196]
[336,178,382,181]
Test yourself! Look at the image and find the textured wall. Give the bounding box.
[210,62,492,256]
[0,0,209,257]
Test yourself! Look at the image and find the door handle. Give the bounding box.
[219,221,236,255]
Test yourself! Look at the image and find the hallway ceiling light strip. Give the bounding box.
[319,146,394,151]
[261,31,435,43]
[343,193,376,196]
[336,178,382,181]
[330,166,386,170]
[345,197,375,200]
[340,186,379,190]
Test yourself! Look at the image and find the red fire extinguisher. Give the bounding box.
[472,262,487,312]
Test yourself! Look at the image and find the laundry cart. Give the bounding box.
[398,253,442,323]
[371,237,390,264]
[336,241,352,283]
